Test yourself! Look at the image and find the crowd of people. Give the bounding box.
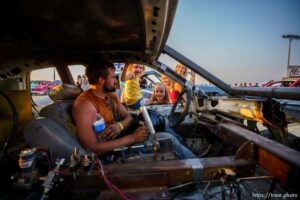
[76,74,90,91]
[234,82,260,87]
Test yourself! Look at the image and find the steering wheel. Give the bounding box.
[168,86,192,127]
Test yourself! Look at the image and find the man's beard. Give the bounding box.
[104,84,116,93]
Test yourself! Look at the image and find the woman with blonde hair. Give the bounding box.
[161,74,178,104]
[175,63,188,78]
[174,63,196,92]
[174,63,187,94]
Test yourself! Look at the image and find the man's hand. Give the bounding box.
[132,125,148,143]
[100,124,122,140]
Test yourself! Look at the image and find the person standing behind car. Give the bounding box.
[81,74,90,91]
[161,74,178,104]
[147,83,169,105]
[120,63,146,109]
[189,70,196,85]
[76,74,82,88]
[174,63,196,92]
[174,63,188,93]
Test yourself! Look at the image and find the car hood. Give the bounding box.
[0,0,178,75]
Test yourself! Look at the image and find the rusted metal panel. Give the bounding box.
[257,148,291,183]
[61,157,255,190]
[108,172,169,189]
[218,121,300,168]
[196,113,300,186]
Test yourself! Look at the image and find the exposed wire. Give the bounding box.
[203,171,219,194]
[95,159,137,200]
[168,182,194,191]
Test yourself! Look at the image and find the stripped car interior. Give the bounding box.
[0,1,300,199]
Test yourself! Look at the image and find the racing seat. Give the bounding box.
[23,84,86,160]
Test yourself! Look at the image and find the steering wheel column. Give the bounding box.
[168,86,192,127]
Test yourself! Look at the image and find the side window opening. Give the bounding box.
[30,67,61,107]
[68,65,87,89]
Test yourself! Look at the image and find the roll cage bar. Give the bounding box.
[152,45,300,100]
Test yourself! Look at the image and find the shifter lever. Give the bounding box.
[140,106,158,160]
[140,107,156,135]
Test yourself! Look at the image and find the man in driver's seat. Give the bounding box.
[72,59,195,159]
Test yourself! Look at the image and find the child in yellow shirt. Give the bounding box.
[120,63,145,109]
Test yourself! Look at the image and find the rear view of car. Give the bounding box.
[30,80,53,95]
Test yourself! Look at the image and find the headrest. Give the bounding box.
[49,83,83,101]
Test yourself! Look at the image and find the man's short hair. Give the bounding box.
[86,59,115,84]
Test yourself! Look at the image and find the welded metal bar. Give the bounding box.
[198,113,300,186]
[151,61,186,85]
[60,157,255,189]
[217,120,300,168]
[163,45,300,100]
[162,45,231,92]
[231,87,300,100]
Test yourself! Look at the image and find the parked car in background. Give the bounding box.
[30,80,54,95]
[262,78,300,88]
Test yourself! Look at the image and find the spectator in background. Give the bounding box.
[115,74,122,99]
[190,70,196,85]
[174,63,188,93]
[76,75,82,88]
[147,83,169,105]
[174,63,196,88]
[81,74,90,91]
[254,83,259,87]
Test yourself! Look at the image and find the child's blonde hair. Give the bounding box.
[127,64,145,76]
[150,83,169,104]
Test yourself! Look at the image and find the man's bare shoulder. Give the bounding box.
[73,98,96,114]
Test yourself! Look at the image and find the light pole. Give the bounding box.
[282,34,300,67]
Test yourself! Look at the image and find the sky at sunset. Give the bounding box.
[32,0,300,85]
[159,0,300,84]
